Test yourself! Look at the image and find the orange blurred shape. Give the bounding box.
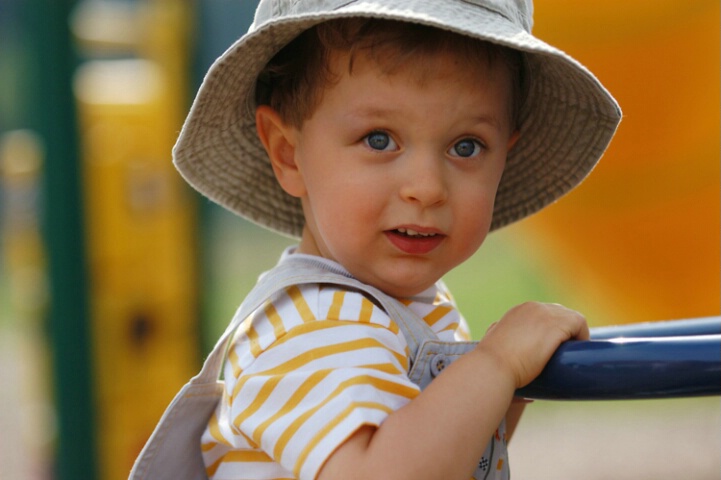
[524,1,720,323]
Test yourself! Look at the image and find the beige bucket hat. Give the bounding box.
[173,0,622,238]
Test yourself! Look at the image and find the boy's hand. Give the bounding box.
[478,302,589,389]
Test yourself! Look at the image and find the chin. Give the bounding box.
[376,273,439,298]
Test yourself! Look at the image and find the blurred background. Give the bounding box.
[0,0,718,479]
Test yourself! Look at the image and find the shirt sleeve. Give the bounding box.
[221,284,421,480]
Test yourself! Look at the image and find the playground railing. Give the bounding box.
[517,316,721,400]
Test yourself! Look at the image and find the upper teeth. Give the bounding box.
[397,228,436,237]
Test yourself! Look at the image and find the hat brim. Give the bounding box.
[173,0,621,238]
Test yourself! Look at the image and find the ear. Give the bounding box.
[255,105,306,197]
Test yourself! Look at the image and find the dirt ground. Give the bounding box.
[509,396,720,480]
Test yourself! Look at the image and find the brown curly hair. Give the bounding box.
[256,18,528,130]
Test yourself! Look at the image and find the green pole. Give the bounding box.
[24,0,99,478]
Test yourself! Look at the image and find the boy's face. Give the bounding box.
[270,47,518,298]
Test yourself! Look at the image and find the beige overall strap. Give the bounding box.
[195,255,439,386]
[191,257,438,383]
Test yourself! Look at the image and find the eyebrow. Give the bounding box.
[343,105,398,119]
[469,113,504,130]
[345,106,504,131]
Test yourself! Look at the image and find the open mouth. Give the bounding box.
[386,227,445,255]
[394,227,438,238]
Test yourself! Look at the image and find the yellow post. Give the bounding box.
[72,1,198,478]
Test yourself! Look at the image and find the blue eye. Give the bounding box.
[365,131,397,151]
[450,138,482,158]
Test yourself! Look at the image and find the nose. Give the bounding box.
[398,152,448,207]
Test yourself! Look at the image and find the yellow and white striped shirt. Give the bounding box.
[202,253,471,480]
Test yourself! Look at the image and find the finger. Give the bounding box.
[562,308,590,341]
[574,320,591,341]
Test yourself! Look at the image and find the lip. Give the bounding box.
[385,226,446,255]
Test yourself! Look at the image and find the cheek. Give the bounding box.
[454,184,497,247]
[306,176,371,240]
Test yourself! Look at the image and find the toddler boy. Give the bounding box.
[131,1,621,479]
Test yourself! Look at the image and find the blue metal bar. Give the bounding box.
[517,327,721,401]
[591,316,721,339]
